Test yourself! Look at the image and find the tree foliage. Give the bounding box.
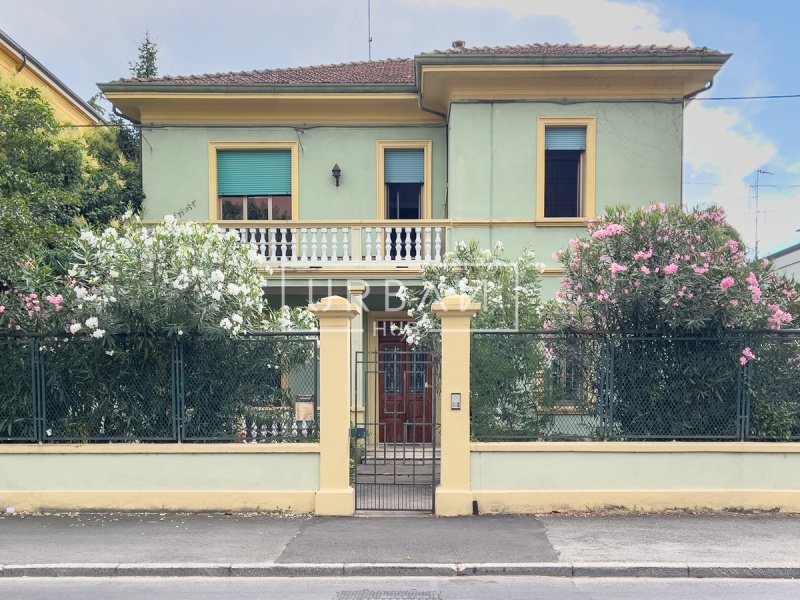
[0,84,84,284]
[547,204,799,334]
[128,30,159,79]
[545,204,800,440]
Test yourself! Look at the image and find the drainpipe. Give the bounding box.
[417,93,449,218]
[14,53,27,75]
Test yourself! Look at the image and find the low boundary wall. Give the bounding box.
[471,442,800,513]
[0,444,320,513]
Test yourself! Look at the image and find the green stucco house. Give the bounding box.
[100,41,728,392]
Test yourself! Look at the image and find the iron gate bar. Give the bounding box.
[353,349,439,512]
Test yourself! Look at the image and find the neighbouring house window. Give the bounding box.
[544,127,586,218]
[384,149,424,220]
[217,150,292,220]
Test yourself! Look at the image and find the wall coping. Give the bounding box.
[471,442,800,453]
[0,443,321,455]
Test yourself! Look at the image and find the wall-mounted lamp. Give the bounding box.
[331,163,342,187]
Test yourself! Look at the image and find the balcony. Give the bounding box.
[218,221,449,267]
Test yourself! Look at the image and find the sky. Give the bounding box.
[3,0,799,255]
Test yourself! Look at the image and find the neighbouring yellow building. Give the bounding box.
[0,27,103,125]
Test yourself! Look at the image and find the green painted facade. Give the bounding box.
[140,100,683,302]
[141,125,447,222]
[447,101,682,262]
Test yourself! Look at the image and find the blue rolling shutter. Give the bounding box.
[217,151,292,196]
[545,127,587,151]
[384,149,424,183]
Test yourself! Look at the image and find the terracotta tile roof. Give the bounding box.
[419,43,724,57]
[117,58,416,86]
[111,44,723,87]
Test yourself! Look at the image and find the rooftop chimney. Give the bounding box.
[452,40,466,51]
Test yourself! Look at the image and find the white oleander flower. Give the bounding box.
[85,317,99,330]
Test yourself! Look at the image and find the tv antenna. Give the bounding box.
[367,0,373,61]
[753,168,772,259]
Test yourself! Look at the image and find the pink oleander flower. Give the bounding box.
[767,304,793,329]
[0,305,5,314]
[633,248,653,261]
[720,277,735,292]
[727,240,739,254]
[693,266,709,275]
[641,265,651,275]
[552,250,564,261]
[591,223,625,240]
[664,263,679,276]
[740,347,757,366]
[746,271,762,302]
[610,262,628,275]
[46,294,64,307]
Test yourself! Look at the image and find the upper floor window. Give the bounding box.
[385,149,424,219]
[377,141,432,220]
[210,142,299,221]
[536,118,596,222]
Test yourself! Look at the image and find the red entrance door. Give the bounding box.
[377,329,433,444]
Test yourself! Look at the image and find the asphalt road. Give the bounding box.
[2,576,800,600]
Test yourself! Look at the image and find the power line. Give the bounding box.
[694,93,800,101]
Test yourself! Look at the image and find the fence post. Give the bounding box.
[309,295,359,516]
[171,338,185,442]
[31,340,45,442]
[432,295,481,516]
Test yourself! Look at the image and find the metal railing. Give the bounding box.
[0,333,319,443]
[217,220,448,264]
[471,331,800,442]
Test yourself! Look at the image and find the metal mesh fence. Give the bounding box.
[471,331,800,442]
[182,334,318,442]
[41,336,174,442]
[0,332,318,443]
[0,337,36,441]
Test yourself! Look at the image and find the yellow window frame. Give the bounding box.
[535,117,596,225]
[376,140,433,220]
[208,141,300,221]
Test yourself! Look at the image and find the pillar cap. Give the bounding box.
[432,294,481,317]
[308,295,359,319]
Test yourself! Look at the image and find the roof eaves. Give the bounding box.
[766,242,800,260]
[0,27,106,124]
[97,82,419,94]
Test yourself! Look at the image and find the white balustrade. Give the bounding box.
[221,223,444,265]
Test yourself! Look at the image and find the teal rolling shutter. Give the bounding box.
[217,151,292,195]
[545,127,586,151]
[384,149,424,183]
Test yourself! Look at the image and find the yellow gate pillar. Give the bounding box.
[432,295,481,516]
[309,295,359,516]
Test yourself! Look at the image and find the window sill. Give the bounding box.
[535,218,589,227]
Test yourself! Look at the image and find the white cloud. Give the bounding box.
[684,103,776,191]
[429,0,691,45]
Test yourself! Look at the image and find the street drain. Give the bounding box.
[335,592,442,600]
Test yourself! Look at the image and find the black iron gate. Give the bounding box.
[352,349,439,511]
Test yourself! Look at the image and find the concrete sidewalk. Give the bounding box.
[2,512,800,578]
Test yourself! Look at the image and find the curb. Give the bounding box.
[2,563,800,578]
